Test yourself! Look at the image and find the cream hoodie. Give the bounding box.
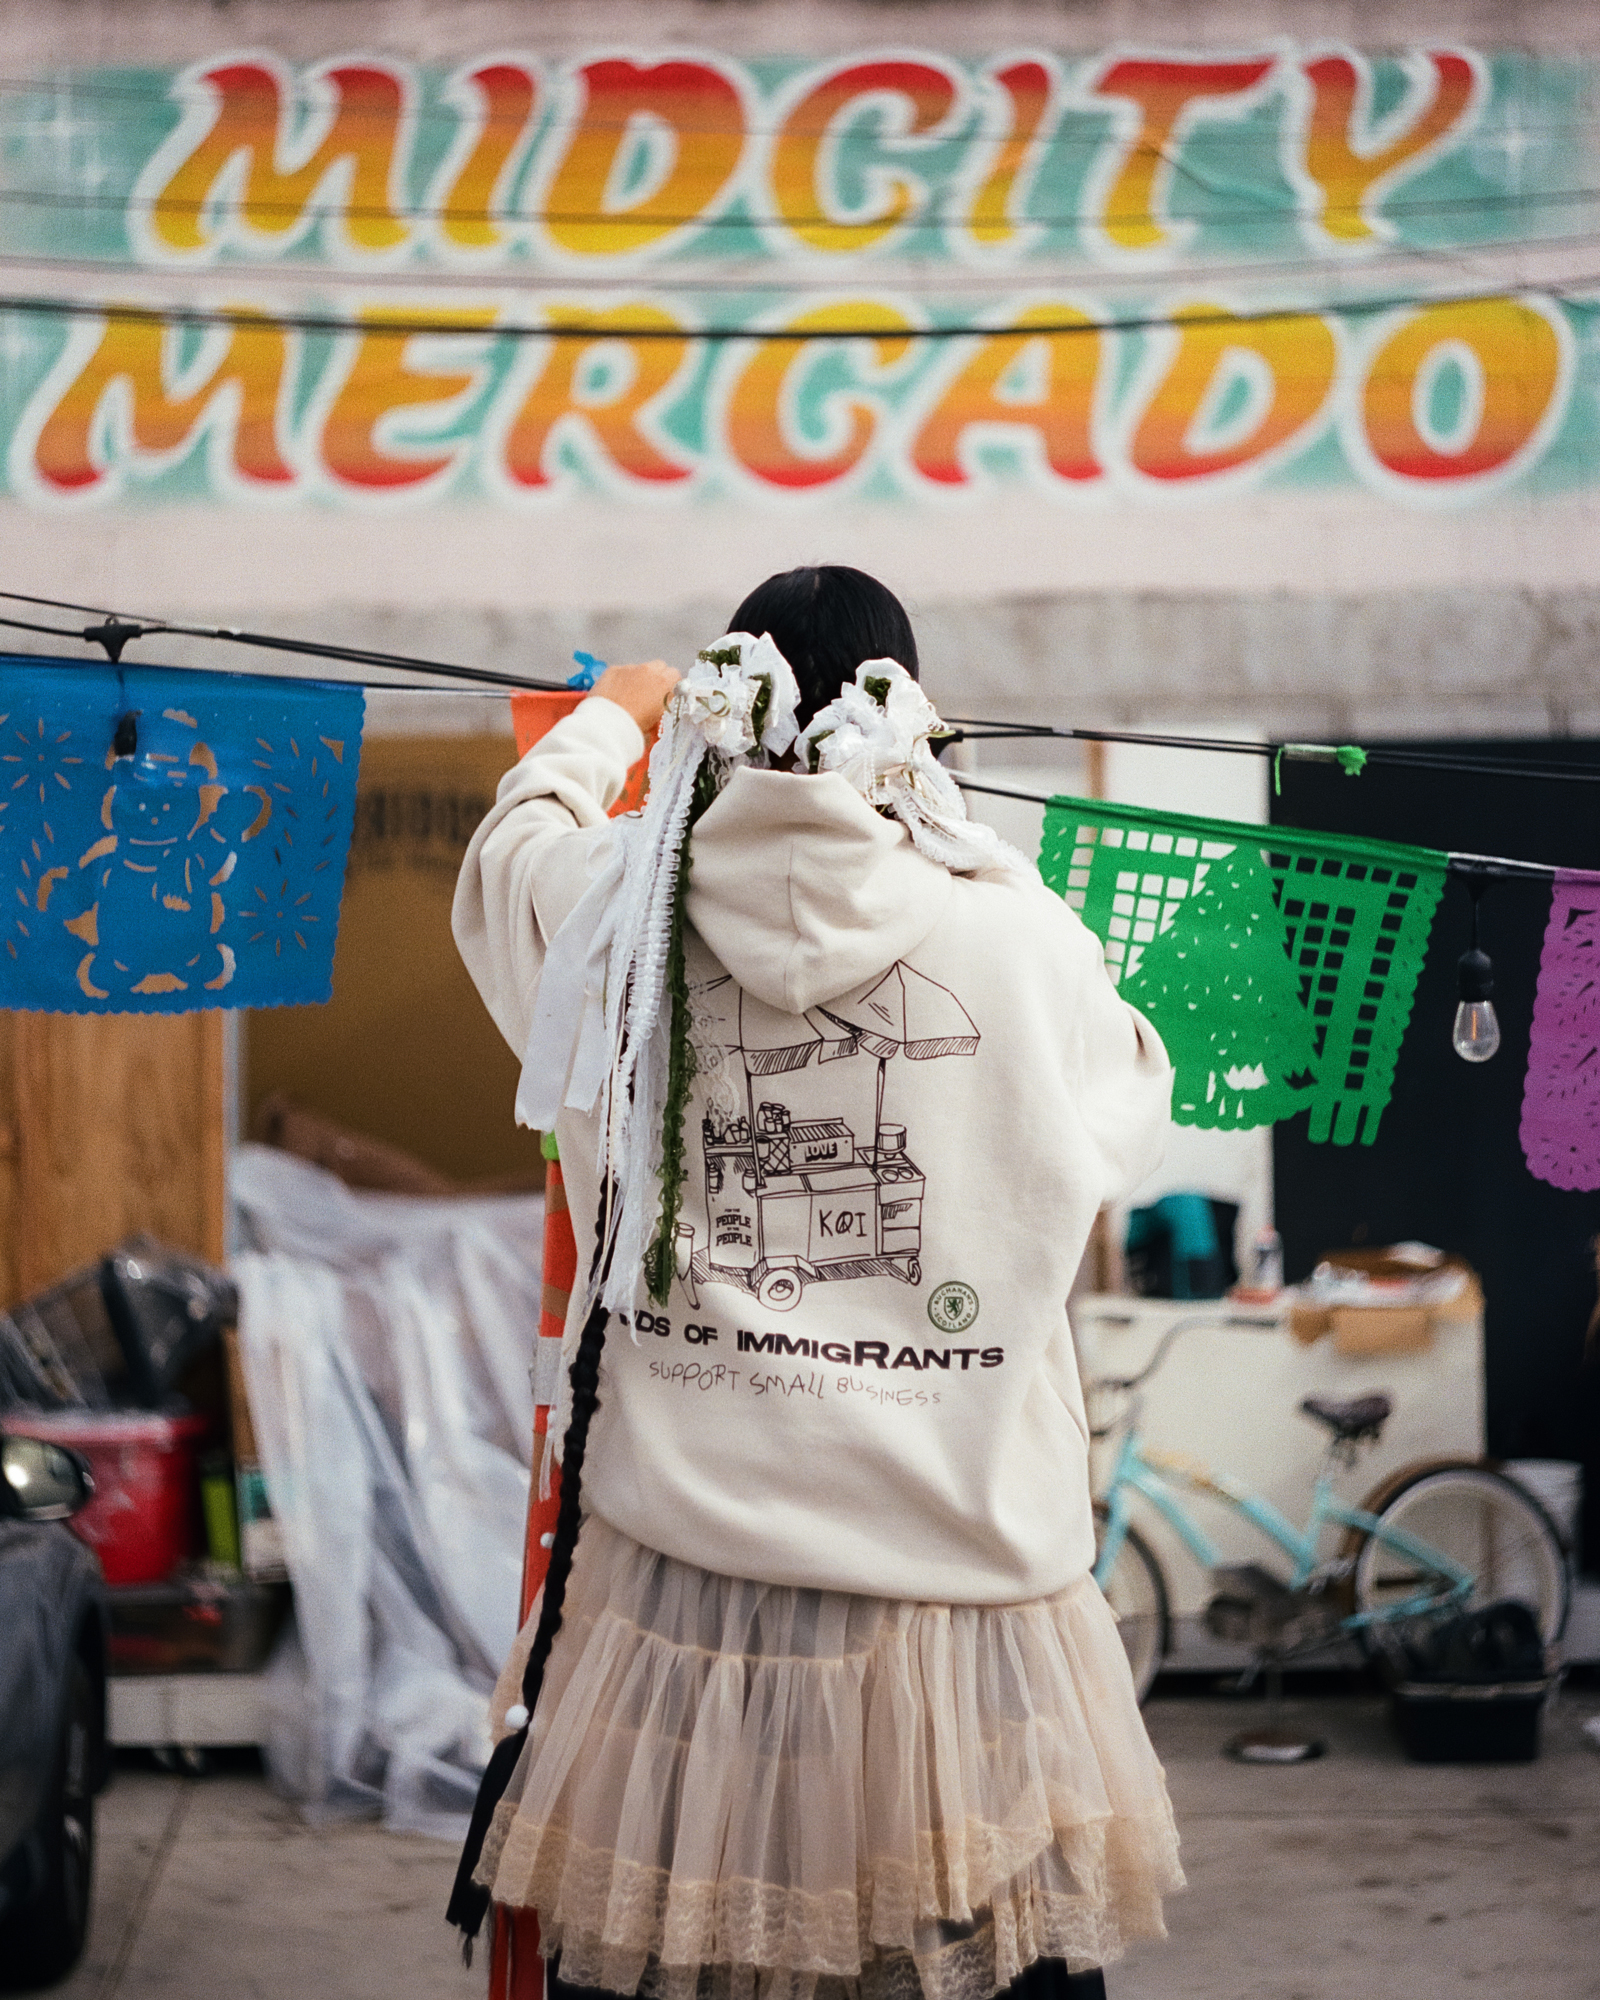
[454,696,1171,1605]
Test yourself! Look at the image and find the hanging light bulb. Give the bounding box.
[1453,953,1501,1062]
[1452,871,1500,1063]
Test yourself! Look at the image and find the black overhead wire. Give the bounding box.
[0,589,571,693]
[3,588,1599,862]
[0,275,1597,347]
[948,777,1567,883]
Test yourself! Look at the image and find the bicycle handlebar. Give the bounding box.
[1092,1308,1280,1396]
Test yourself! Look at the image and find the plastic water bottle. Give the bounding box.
[1250,1227,1284,1294]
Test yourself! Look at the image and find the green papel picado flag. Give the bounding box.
[1039,797,1446,1147]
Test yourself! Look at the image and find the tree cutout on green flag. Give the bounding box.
[1124,842,1320,1128]
[1039,797,1446,1146]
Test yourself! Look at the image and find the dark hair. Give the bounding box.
[728,566,918,729]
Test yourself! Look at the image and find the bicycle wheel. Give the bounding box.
[1093,1504,1169,1703]
[1351,1463,1570,1656]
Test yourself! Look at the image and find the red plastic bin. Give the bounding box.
[6,1409,209,1584]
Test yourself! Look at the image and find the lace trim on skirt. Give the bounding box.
[478,1518,1181,2000]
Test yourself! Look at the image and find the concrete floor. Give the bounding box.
[1120,1680,1600,2000]
[50,1681,1600,2000]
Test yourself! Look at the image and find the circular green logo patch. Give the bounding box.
[927,1280,979,1335]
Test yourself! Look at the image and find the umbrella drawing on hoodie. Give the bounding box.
[821,960,982,1153]
[680,964,979,1312]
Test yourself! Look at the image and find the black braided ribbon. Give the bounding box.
[446,1288,610,1959]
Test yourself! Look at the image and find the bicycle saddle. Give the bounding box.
[1299,1392,1392,1441]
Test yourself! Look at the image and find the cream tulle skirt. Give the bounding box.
[477,1518,1182,2000]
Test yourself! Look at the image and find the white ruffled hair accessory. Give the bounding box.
[669,631,800,762]
[798,659,1030,877]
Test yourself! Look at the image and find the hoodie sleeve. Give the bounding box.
[452,697,646,1055]
[1062,907,1173,1207]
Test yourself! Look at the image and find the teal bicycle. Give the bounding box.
[1090,1314,1571,1702]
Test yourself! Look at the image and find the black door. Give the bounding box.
[1272,741,1600,1575]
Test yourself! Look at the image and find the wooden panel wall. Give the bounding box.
[246,734,545,1187]
[0,1010,224,1309]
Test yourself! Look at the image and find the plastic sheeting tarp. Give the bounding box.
[231,1143,539,1838]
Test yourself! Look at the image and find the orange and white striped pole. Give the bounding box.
[487,689,653,2000]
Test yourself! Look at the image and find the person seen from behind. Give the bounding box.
[450,565,1182,2000]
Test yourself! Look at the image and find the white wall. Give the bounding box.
[10,0,1600,64]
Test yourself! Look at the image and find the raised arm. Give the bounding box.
[452,664,677,1054]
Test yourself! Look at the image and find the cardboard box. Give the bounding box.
[222,1322,259,1462]
[246,733,548,1187]
[1291,1248,1482,1355]
[1327,1305,1438,1356]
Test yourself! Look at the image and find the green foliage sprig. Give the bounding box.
[645,756,721,1303]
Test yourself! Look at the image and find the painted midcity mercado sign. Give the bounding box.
[2,44,1597,506]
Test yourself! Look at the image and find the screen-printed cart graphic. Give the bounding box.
[675,964,979,1312]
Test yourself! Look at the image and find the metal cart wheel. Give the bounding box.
[1351,1463,1570,1661]
[754,1267,803,1312]
[1093,1503,1169,1704]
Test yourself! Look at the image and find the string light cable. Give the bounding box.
[945,722,1600,789]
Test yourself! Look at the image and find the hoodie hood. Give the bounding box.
[686,767,951,1016]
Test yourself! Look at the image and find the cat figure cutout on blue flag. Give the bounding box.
[0,656,364,1012]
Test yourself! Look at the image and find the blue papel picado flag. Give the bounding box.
[0,655,364,1013]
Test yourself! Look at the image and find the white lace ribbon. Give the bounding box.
[514,840,626,1131]
[509,636,801,1316]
